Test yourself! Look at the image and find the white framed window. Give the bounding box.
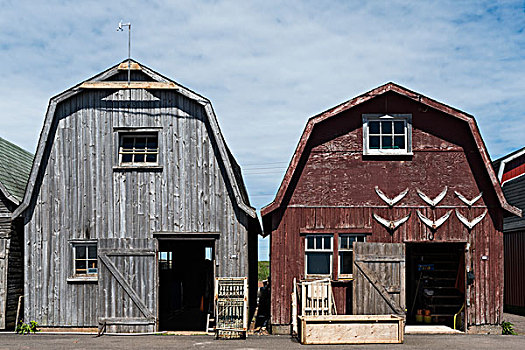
[118,133,159,165]
[363,114,412,155]
[158,251,173,270]
[73,243,98,276]
[305,234,333,276]
[338,234,366,278]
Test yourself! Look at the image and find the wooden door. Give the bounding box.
[353,242,406,315]
[97,238,157,332]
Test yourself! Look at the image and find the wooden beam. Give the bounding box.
[98,317,155,325]
[99,254,154,319]
[154,232,220,240]
[117,62,142,70]
[79,81,180,90]
[99,249,155,256]
[355,255,405,263]
[300,228,372,235]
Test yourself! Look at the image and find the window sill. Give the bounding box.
[363,151,413,156]
[113,165,163,172]
[67,276,98,283]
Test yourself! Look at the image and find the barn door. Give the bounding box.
[353,242,406,315]
[0,238,6,329]
[97,239,156,333]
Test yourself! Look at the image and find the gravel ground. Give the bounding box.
[1,333,525,350]
[1,313,523,349]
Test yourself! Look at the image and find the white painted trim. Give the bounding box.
[497,148,525,182]
[501,171,525,187]
[362,114,412,156]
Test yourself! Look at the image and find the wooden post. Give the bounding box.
[291,277,297,335]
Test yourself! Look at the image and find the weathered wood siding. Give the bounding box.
[24,85,254,328]
[268,91,504,327]
[1,192,23,330]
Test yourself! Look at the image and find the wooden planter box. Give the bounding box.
[298,315,405,345]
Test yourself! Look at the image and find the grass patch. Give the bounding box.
[258,261,269,281]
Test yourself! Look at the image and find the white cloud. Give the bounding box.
[1,0,524,260]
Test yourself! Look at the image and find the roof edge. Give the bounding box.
[13,59,257,220]
[261,82,519,220]
[0,181,19,206]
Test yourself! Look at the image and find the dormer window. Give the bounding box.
[362,114,412,155]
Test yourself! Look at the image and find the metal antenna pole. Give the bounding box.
[127,23,131,84]
[117,21,132,85]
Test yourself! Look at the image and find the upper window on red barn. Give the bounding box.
[362,114,412,156]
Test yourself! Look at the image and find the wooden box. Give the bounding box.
[298,315,405,345]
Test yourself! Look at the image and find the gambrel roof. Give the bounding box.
[13,59,256,219]
[261,82,521,219]
[0,136,33,205]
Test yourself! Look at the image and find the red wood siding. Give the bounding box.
[504,230,525,308]
[267,91,505,327]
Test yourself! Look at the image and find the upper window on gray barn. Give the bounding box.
[362,114,412,155]
[119,133,159,165]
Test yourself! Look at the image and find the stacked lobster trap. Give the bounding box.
[215,277,248,339]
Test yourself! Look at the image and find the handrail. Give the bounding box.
[453,303,465,330]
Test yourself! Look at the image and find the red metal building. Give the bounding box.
[493,147,525,314]
[261,83,520,333]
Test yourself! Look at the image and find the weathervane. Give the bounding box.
[117,20,132,85]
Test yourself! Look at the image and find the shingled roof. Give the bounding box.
[0,137,33,205]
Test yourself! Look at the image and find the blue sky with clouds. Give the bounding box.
[1,1,524,260]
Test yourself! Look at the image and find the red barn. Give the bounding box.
[261,83,520,334]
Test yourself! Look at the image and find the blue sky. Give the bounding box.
[1,1,524,260]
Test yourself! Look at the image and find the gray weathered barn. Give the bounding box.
[0,137,33,330]
[13,60,260,332]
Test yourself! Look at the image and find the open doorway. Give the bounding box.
[406,243,465,330]
[157,240,214,331]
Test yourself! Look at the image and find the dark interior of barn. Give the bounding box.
[158,240,214,331]
[406,243,465,330]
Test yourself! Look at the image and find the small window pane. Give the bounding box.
[381,121,392,134]
[369,136,380,149]
[394,136,405,149]
[356,236,365,242]
[369,121,380,134]
[340,252,353,275]
[122,138,134,148]
[315,237,323,249]
[76,260,86,271]
[382,136,393,149]
[88,246,97,259]
[147,138,158,149]
[307,237,314,249]
[306,252,331,275]
[76,246,86,259]
[324,237,331,250]
[394,121,405,134]
[339,237,348,250]
[122,154,133,163]
[146,154,157,162]
[135,137,146,150]
[134,154,145,162]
